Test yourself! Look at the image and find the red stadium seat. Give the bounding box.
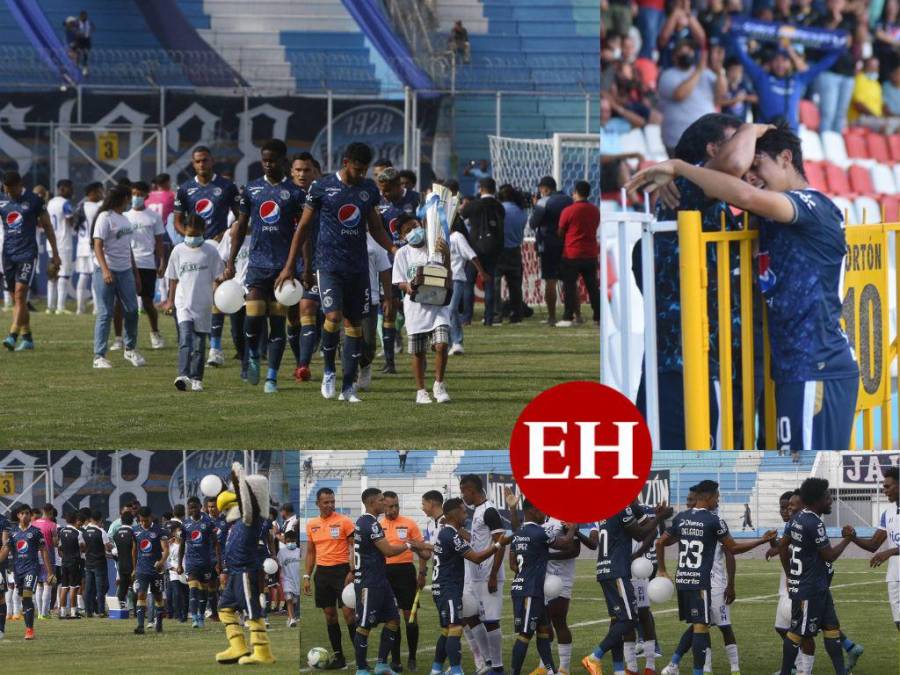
[889,134,900,162]
[866,133,891,163]
[804,162,828,192]
[883,195,900,222]
[843,131,868,160]
[848,164,875,195]
[799,100,821,131]
[824,162,853,196]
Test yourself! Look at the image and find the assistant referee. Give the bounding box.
[304,487,356,669]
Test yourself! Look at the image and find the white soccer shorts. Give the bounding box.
[75,256,93,275]
[464,578,504,621]
[633,578,650,609]
[775,594,792,630]
[710,585,731,626]
[889,581,900,624]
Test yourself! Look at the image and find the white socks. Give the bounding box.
[56,277,68,311]
[624,641,638,672]
[47,282,57,312]
[557,642,572,672]
[76,274,91,313]
[725,642,739,671]
[464,625,486,669]
[486,626,503,668]
[796,652,814,674]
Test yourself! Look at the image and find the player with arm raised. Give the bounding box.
[278,142,396,402]
[656,481,775,675]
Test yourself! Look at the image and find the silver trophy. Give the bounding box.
[414,185,456,305]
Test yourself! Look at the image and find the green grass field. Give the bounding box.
[294,559,895,675]
[0,302,598,450]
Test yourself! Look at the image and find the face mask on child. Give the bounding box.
[131,196,145,209]
[286,543,298,550]
[184,235,203,248]
[405,226,426,247]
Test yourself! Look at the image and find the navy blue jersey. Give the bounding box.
[1,190,44,262]
[432,525,471,597]
[239,177,305,270]
[595,506,639,581]
[511,521,554,597]
[113,525,134,567]
[758,190,858,383]
[785,509,830,599]
[307,173,380,274]
[213,516,230,553]
[377,189,420,245]
[666,508,730,590]
[223,519,261,573]
[354,513,387,587]
[0,515,8,572]
[635,504,659,565]
[174,174,240,240]
[8,526,44,576]
[182,514,215,566]
[134,523,166,575]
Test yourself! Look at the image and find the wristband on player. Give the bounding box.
[303,574,310,579]
[493,541,501,550]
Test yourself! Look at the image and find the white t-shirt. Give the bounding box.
[217,230,250,286]
[47,196,73,251]
[877,504,900,582]
[710,510,727,589]
[126,208,165,270]
[449,230,477,280]
[77,200,101,258]
[392,243,452,336]
[544,518,575,582]
[93,210,135,272]
[277,545,301,594]
[464,500,505,583]
[165,241,225,333]
[367,233,391,305]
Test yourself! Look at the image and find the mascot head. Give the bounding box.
[200,462,269,525]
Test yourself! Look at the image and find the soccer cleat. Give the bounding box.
[93,356,113,369]
[110,337,124,351]
[191,618,199,628]
[448,343,464,355]
[174,376,190,391]
[155,620,163,633]
[527,667,547,675]
[295,364,311,382]
[287,617,297,628]
[246,357,261,385]
[123,349,146,367]
[555,320,574,328]
[357,364,372,391]
[321,371,337,399]
[660,664,679,675]
[191,379,204,392]
[433,381,451,403]
[338,389,362,403]
[207,347,225,366]
[3,335,15,350]
[15,339,33,351]
[581,656,603,675]
[390,664,404,674]
[380,362,397,374]
[150,332,165,349]
[24,628,34,640]
[328,654,347,670]
[407,658,417,672]
[264,380,278,394]
[374,664,398,675]
[846,643,864,670]
[416,389,433,404]
[134,626,145,634]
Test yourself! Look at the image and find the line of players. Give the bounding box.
[302,470,899,675]
[0,494,302,641]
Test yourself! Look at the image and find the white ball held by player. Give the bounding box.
[214,279,245,314]
[631,557,653,580]
[647,576,675,604]
[263,558,278,575]
[308,647,332,668]
[200,473,226,497]
[342,583,356,609]
[274,279,303,307]
[543,574,563,600]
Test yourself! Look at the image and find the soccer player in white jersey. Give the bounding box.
[420,490,446,582]
[46,179,75,314]
[459,474,505,674]
[74,182,103,315]
[847,466,899,630]
[706,505,739,673]
[629,503,669,674]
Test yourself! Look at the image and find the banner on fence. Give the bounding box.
[840,451,899,484]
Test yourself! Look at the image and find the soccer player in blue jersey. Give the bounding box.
[173,146,240,368]
[777,478,854,675]
[425,497,501,675]
[353,487,426,675]
[655,481,775,675]
[0,511,10,638]
[1,171,61,351]
[132,506,169,635]
[177,496,220,628]
[225,139,306,394]
[0,505,54,640]
[627,122,859,451]
[279,143,397,402]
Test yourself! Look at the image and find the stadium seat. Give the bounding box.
[804,162,828,192]
[854,196,882,223]
[848,164,875,195]
[821,130,850,167]
[799,100,820,131]
[620,128,650,164]
[883,195,900,222]
[799,128,824,162]
[643,124,668,161]
[889,134,900,162]
[844,130,868,160]
[866,133,891,163]
[824,162,853,196]
[831,196,857,224]
[871,163,897,195]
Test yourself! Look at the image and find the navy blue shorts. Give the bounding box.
[512,595,547,635]
[14,571,39,595]
[599,578,637,623]
[539,241,563,280]
[219,571,263,620]
[185,562,215,583]
[136,572,164,597]
[245,266,280,299]
[2,256,37,292]
[302,278,320,303]
[775,378,858,451]
[790,590,838,637]
[317,269,370,322]
[433,592,463,628]
[355,582,399,628]
[677,588,712,625]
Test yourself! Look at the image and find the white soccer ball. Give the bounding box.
[214,279,245,314]
[200,474,225,498]
[274,279,303,307]
[462,590,479,617]
[631,557,653,580]
[263,558,278,575]
[543,574,563,600]
[341,583,356,609]
[308,647,332,669]
[647,576,675,604]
